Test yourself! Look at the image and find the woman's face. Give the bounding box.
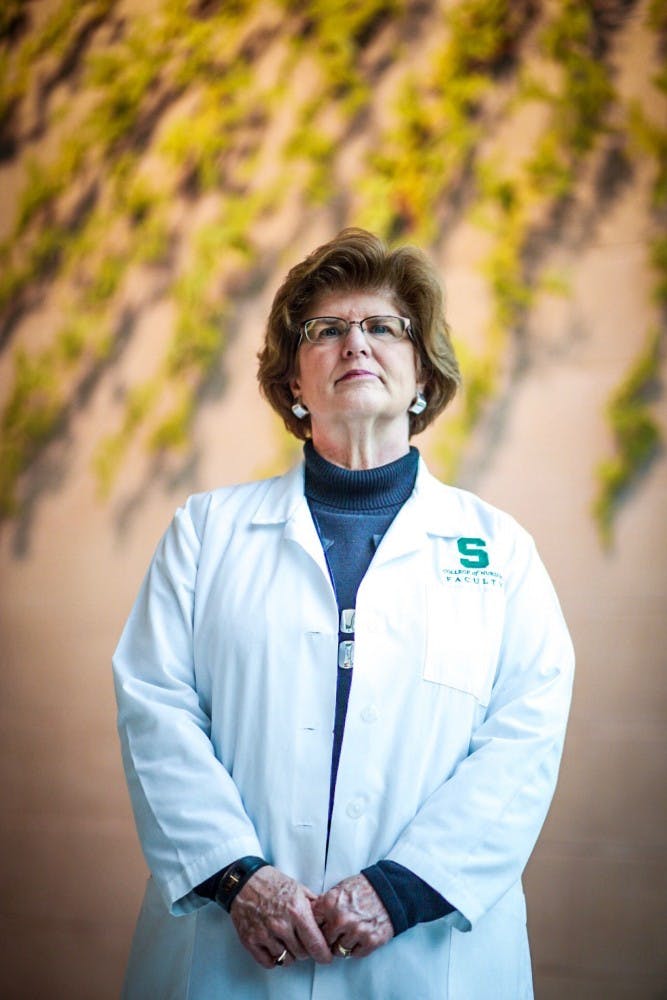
[290,289,423,445]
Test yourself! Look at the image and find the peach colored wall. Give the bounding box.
[2,233,666,998]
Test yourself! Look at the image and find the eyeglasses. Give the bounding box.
[300,315,412,345]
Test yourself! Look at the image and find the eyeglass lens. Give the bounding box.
[303,316,408,343]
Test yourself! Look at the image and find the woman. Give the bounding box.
[113,228,574,999]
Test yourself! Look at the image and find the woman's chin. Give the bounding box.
[321,405,411,432]
[332,382,393,413]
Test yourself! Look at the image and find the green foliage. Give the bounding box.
[647,0,667,34]
[0,259,30,313]
[28,224,65,275]
[433,346,497,482]
[653,63,667,97]
[158,69,256,191]
[56,311,113,365]
[587,6,666,542]
[57,316,88,364]
[483,236,533,331]
[532,0,615,158]
[118,171,158,224]
[28,0,116,61]
[278,0,404,204]
[16,153,74,235]
[0,0,118,125]
[0,0,662,531]
[159,109,229,191]
[450,0,621,482]
[288,0,396,106]
[355,0,534,242]
[284,108,337,205]
[134,212,171,265]
[0,349,63,515]
[650,236,667,307]
[85,26,163,153]
[627,101,667,211]
[593,331,662,546]
[93,379,161,498]
[474,161,533,333]
[447,0,531,73]
[168,306,224,375]
[525,131,575,198]
[460,353,498,428]
[149,395,194,452]
[85,253,127,305]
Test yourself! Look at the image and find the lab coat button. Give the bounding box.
[361,705,379,723]
[346,798,364,819]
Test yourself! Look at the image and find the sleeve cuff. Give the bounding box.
[362,864,410,936]
[364,860,455,934]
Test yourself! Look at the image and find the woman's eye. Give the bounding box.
[367,322,391,336]
[319,325,342,338]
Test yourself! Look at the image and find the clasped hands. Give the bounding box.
[230,866,393,970]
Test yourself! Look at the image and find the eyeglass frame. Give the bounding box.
[299,314,413,346]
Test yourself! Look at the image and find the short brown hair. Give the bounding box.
[257,227,461,439]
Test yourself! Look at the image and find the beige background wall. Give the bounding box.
[2,234,666,999]
[1,1,666,998]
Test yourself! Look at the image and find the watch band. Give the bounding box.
[214,856,269,912]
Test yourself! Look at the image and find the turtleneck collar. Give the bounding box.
[303,440,419,511]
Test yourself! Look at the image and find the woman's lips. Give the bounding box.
[335,369,377,383]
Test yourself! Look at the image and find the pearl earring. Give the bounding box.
[291,398,309,419]
[408,391,427,415]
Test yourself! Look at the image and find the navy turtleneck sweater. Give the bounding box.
[304,439,420,835]
[303,440,452,935]
[196,442,453,934]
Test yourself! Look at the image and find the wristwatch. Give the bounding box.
[214,856,269,912]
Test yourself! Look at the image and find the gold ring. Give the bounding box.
[336,944,352,959]
[275,948,288,966]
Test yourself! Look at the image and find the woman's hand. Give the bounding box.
[312,874,393,959]
[230,866,333,969]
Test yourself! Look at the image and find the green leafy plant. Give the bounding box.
[0,0,662,538]
[593,331,662,546]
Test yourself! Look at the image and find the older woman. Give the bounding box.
[113,228,574,999]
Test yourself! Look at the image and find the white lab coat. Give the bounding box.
[113,457,574,999]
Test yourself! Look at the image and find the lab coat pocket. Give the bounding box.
[423,581,505,707]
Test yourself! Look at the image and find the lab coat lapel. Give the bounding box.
[370,490,426,568]
[251,461,330,581]
[371,457,469,568]
[251,455,471,574]
[283,500,331,579]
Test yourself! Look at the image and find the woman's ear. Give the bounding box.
[289,376,301,398]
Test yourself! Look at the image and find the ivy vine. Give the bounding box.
[0,0,663,543]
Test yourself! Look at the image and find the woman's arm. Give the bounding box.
[113,495,265,914]
[114,495,332,966]
[316,527,574,948]
[381,531,575,930]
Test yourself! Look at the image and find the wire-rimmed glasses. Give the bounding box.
[300,315,412,345]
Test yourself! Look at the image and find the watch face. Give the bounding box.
[223,871,241,891]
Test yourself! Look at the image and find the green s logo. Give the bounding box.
[457,537,489,569]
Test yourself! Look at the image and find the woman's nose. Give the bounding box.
[341,323,369,355]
